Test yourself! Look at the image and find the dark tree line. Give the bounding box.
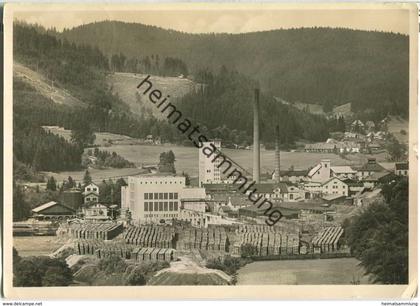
[114,53,188,77]
[344,177,408,284]
[14,126,83,172]
[178,66,330,145]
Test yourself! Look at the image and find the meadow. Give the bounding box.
[236,257,372,285]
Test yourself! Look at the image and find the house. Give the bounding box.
[82,203,110,221]
[83,183,99,204]
[330,166,357,180]
[350,120,365,133]
[342,179,365,196]
[32,201,76,220]
[363,172,394,189]
[365,121,376,132]
[355,158,387,180]
[274,169,308,183]
[303,181,323,198]
[307,159,331,183]
[304,143,336,153]
[145,135,154,144]
[395,162,409,176]
[321,177,349,197]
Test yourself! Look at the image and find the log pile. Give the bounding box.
[232,224,300,256]
[131,247,175,262]
[124,225,176,248]
[311,226,344,253]
[177,227,228,251]
[69,223,123,240]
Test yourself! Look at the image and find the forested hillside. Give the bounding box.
[14,22,337,148]
[60,21,409,118]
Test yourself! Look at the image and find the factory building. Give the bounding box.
[121,175,186,224]
[199,139,222,186]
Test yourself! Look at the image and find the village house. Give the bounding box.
[321,177,349,197]
[273,169,308,183]
[82,203,110,221]
[355,158,388,180]
[304,142,336,153]
[363,172,394,189]
[83,183,100,204]
[350,120,365,133]
[395,162,409,176]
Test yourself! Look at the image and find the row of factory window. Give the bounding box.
[144,201,178,212]
[145,214,178,218]
[130,181,183,186]
[144,192,178,200]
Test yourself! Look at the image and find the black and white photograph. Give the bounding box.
[2,3,418,300]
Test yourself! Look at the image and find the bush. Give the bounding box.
[126,268,147,285]
[206,256,251,276]
[98,255,127,274]
[14,256,73,287]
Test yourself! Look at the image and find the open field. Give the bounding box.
[237,257,372,285]
[14,236,64,257]
[99,144,388,177]
[42,126,141,146]
[42,167,144,184]
[14,63,86,108]
[107,72,199,117]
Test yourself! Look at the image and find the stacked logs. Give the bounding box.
[177,227,228,251]
[69,223,123,240]
[233,224,300,256]
[124,225,175,248]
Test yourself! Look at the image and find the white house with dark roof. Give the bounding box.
[83,183,100,204]
[321,177,349,197]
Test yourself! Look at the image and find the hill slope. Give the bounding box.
[61,21,409,118]
[14,62,86,108]
[108,72,199,117]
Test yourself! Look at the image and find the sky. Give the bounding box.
[13,6,410,35]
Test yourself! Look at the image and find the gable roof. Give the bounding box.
[364,171,393,182]
[32,201,75,214]
[356,158,387,172]
[307,164,322,177]
[395,162,409,170]
[321,177,347,186]
[330,166,357,174]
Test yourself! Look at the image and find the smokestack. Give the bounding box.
[275,125,280,183]
[253,88,260,183]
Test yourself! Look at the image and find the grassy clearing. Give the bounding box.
[236,257,371,285]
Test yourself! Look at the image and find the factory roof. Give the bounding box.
[279,169,308,177]
[355,158,387,172]
[330,166,357,174]
[32,201,75,214]
[307,164,322,177]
